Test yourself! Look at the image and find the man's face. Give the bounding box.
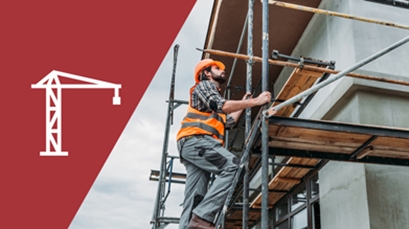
[209,65,226,84]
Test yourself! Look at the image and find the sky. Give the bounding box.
[69,1,214,228]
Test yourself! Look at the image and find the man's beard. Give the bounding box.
[212,72,226,84]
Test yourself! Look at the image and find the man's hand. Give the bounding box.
[222,91,272,114]
[254,91,271,106]
[242,92,252,100]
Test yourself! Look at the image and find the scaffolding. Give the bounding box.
[150,45,188,229]
[150,1,409,229]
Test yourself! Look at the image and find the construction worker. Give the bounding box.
[176,58,272,229]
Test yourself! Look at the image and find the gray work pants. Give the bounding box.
[178,135,239,229]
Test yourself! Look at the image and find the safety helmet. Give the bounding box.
[194,58,225,83]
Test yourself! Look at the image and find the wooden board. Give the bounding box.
[250,157,319,208]
[272,68,322,117]
[268,122,409,160]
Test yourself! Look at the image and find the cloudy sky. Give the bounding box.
[69,1,213,229]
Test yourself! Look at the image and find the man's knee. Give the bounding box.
[224,156,239,175]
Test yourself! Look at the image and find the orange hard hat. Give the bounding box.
[194,58,225,83]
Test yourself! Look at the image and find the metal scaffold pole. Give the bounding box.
[269,0,409,31]
[224,9,249,149]
[151,44,179,229]
[214,117,261,228]
[261,0,270,228]
[199,48,409,88]
[243,1,254,228]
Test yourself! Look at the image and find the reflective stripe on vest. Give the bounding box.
[177,105,226,143]
[185,112,224,124]
[180,122,224,140]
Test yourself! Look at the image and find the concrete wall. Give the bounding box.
[365,164,409,229]
[319,86,409,229]
[272,0,409,228]
[319,161,371,229]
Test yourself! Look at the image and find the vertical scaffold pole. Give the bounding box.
[224,10,249,149]
[261,0,270,229]
[243,0,254,228]
[151,44,179,229]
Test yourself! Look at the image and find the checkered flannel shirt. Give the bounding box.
[177,80,235,152]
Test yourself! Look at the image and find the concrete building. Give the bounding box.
[290,1,409,228]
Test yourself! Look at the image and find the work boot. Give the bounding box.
[187,214,215,229]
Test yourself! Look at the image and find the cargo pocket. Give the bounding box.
[204,151,227,169]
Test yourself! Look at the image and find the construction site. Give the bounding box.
[150,0,409,228]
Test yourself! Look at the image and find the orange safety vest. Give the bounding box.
[176,105,227,145]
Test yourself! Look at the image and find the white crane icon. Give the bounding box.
[31,70,121,156]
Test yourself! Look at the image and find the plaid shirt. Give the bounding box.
[177,80,235,152]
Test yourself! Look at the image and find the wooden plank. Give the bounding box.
[372,136,409,148]
[356,146,373,159]
[274,182,292,191]
[252,192,286,209]
[307,158,320,166]
[271,125,287,138]
[268,193,287,206]
[249,211,261,221]
[291,168,312,179]
[370,149,409,159]
[271,140,409,159]
[284,158,313,178]
[274,69,302,100]
[274,68,321,103]
[252,158,320,207]
[285,161,314,179]
[269,122,409,159]
[275,177,301,184]
[273,158,301,177]
[270,135,366,148]
[279,158,311,180]
[287,157,302,164]
[272,68,322,117]
[372,145,409,152]
[269,126,371,144]
[269,140,357,154]
[250,157,320,208]
[286,158,317,178]
[251,186,293,208]
[296,67,324,78]
[286,168,309,178]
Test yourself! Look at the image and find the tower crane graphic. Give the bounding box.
[31,70,121,156]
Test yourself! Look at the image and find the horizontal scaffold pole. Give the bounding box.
[199,48,409,87]
[268,0,409,30]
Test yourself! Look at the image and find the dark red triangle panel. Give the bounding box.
[0,1,195,228]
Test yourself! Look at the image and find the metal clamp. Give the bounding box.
[299,56,304,69]
[247,56,254,65]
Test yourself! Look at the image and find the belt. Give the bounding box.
[178,135,207,152]
[186,134,207,140]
